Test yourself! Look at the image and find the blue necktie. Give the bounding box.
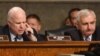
[15,36,22,41]
[14,36,18,41]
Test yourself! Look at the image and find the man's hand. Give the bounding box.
[25,23,33,34]
[25,23,37,41]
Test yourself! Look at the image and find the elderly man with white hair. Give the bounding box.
[0,6,37,42]
[64,9,100,41]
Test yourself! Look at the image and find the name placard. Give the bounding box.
[47,36,71,41]
[0,35,9,42]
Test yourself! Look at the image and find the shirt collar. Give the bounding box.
[83,35,92,41]
[10,32,23,42]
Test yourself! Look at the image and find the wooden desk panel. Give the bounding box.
[0,41,100,56]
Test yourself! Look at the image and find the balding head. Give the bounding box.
[7,6,26,22]
[7,6,27,35]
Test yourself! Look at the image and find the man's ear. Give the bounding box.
[7,21,10,25]
[7,20,12,26]
[38,25,41,31]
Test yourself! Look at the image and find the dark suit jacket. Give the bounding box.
[37,33,47,42]
[64,26,100,41]
[32,28,47,42]
[0,25,47,42]
[0,25,30,41]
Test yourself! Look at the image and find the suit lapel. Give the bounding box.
[2,25,11,41]
[78,30,84,41]
[92,30,97,41]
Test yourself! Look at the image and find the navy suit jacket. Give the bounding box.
[64,26,100,41]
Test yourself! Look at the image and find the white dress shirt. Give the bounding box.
[83,35,92,41]
[10,32,23,42]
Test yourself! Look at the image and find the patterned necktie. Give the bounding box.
[85,37,90,41]
[14,36,23,42]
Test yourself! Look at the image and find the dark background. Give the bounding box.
[0,0,100,33]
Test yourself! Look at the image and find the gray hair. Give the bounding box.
[7,6,26,21]
[76,9,96,22]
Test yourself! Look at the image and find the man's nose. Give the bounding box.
[87,24,91,30]
[20,23,25,28]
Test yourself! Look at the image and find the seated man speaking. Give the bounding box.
[65,9,100,41]
[0,6,37,42]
